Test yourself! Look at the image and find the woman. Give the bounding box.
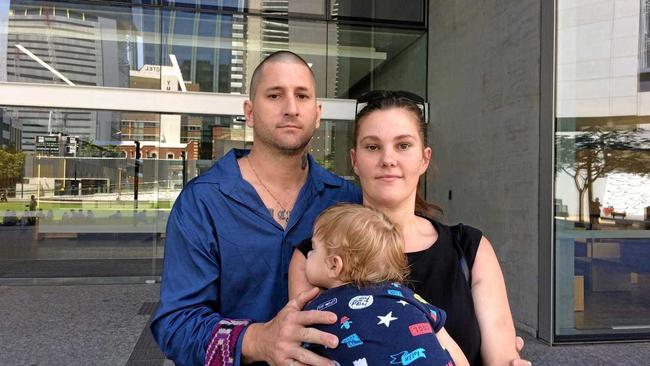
[289,91,528,366]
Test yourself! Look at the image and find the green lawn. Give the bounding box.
[1,199,172,213]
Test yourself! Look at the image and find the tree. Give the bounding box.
[556,126,650,223]
[315,152,336,171]
[0,149,25,193]
[78,138,120,157]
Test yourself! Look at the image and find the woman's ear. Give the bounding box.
[419,146,432,175]
[350,148,359,176]
[325,255,344,279]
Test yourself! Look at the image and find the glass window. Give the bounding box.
[0,105,356,280]
[332,0,426,27]
[2,1,426,98]
[554,0,650,341]
[161,1,326,17]
[328,23,427,99]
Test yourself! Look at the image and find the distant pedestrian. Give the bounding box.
[589,198,602,230]
[27,195,37,225]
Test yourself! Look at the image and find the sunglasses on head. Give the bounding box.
[355,90,428,124]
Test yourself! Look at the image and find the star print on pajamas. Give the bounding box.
[377,311,398,327]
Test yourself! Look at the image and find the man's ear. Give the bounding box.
[325,255,344,279]
[315,102,322,130]
[243,100,254,128]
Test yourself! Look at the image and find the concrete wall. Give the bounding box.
[427,0,542,333]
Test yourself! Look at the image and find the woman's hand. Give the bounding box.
[509,336,532,366]
[241,287,338,366]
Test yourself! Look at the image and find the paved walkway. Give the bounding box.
[1,284,649,365]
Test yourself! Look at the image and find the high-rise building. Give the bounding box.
[1,0,648,347]
[4,5,128,150]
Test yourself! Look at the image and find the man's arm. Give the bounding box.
[150,187,227,366]
[151,187,340,366]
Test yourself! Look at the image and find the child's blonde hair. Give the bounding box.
[313,203,410,287]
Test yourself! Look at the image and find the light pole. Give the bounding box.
[181,151,187,187]
[134,140,141,210]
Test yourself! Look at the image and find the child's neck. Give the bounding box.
[323,279,350,289]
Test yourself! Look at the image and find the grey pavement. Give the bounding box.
[1,283,649,366]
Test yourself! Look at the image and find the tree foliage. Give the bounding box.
[78,138,121,157]
[555,126,650,222]
[0,149,25,191]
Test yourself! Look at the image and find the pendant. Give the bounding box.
[278,209,290,223]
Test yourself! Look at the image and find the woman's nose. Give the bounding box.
[381,150,397,167]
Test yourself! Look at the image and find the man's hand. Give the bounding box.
[509,336,532,366]
[242,287,338,366]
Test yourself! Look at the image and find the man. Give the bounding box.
[27,195,37,225]
[589,197,601,230]
[151,51,361,366]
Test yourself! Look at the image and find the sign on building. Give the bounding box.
[35,135,61,155]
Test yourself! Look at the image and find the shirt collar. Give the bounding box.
[197,148,343,195]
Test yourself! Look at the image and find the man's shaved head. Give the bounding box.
[249,50,316,100]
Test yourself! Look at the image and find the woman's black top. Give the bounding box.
[296,217,484,365]
[406,218,483,366]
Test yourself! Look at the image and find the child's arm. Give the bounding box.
[437,326,469,366]
[288,250,313,300]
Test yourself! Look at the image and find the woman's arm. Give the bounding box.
[437,326,469,366]
[471,236,521,366]
[288,250,313,300]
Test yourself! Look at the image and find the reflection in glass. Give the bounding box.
[1,1,427,98]
[331,24,427,99]
[0,105,355,280]
[554,0,650,341]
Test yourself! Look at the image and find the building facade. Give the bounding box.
[0,0,648,346]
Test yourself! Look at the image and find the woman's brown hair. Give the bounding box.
[354,91,444,220]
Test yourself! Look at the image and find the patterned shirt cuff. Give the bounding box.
[205,319,252,366]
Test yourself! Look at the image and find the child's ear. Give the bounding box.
[325,255,344,279]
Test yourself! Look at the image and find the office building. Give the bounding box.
[0,0,648,346]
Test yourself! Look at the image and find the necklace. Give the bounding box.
[247,156,291,224]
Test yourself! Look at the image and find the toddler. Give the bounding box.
[294,203,468,366]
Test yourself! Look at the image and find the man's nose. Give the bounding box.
[284,96,299,116]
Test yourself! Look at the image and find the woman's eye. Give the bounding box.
[398,143,411,150]
[365,145,379,151]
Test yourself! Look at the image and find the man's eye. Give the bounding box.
[268,94,280,100]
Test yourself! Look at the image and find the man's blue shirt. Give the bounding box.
[151,149,362,366]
